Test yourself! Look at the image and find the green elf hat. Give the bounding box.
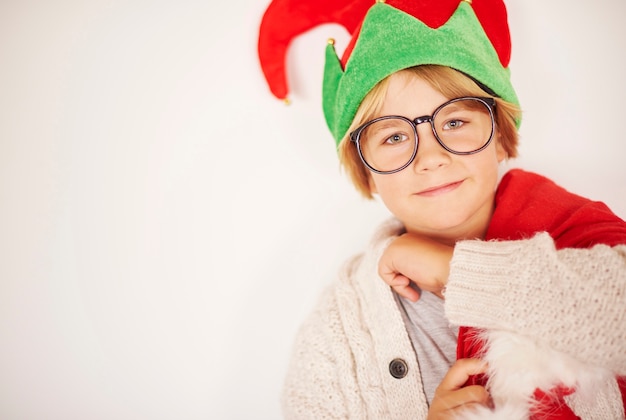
[258,0,520,146]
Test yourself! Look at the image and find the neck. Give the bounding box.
[406,202,494,246]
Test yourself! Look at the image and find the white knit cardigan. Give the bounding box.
[281,218,626,419]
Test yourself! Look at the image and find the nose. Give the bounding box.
[411,120,451,172]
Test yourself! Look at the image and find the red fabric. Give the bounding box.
[472,0,511,67]
[258,0,512,100]
[485,170,626,248]
[457,169,626,418]
[531,387,578,420]
[619,377,626,415]
[339,0,512,69]
[456,325,487,387]
[258,0,372,99]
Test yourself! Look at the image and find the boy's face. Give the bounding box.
[368,73,506,243]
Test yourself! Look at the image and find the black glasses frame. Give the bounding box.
[349,96,497,175]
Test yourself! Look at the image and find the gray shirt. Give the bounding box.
[394,290,459,405]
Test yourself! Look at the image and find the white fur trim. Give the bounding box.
[456,329,620,419]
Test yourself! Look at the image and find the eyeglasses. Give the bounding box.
[349,96,496,174]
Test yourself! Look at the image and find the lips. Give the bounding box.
[417,180,464,197]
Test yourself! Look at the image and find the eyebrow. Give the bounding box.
[367,119,407,135]
[375,119,402,128]
[439,104,461,113]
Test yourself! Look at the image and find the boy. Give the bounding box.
[259,0,626,417]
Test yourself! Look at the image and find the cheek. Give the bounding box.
[477,155,502,189]
[476,143,505,170]
[369,174,410,212]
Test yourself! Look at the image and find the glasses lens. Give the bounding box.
[433,98,493,153]
[358,117,416,173]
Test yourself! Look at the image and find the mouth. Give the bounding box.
[416,180,464,197]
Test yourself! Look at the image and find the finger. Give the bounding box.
[393,283,421,302]
[379,270,421,301]
[378,260,402,284]
[438,359,488,391]
[388,274,410,287]
[447,401,491,417]
[435,385,491,409]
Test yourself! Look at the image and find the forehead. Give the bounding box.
[379,72,450,117]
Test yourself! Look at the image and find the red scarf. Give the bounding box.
[456,169,626,418]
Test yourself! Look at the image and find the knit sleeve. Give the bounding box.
[444,232,626,375]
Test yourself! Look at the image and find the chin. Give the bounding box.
[411,213,475,237]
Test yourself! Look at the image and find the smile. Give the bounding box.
[416,180,464,197]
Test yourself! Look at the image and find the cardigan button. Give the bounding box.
[389,358,408,379]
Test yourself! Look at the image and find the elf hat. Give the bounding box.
[258,0,520,146]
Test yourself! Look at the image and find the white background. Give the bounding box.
[1,0,625,419]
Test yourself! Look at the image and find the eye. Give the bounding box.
[443,119,465,130]
[383,133,409,145]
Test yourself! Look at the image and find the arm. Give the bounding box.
[445,232,626,374]
[378,233,453,302]
[378,232,626,373]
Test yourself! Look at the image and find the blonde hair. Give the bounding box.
[338,65,521,199]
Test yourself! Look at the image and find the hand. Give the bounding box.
[378,233,453,301]
[428,359,491,420]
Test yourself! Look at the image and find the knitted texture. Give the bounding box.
[447,233,626,372]
[447,169,626,418]
[283,170,626,418]
[448,234,626,419]
[281,219,430,419]
[450,169,626,370]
